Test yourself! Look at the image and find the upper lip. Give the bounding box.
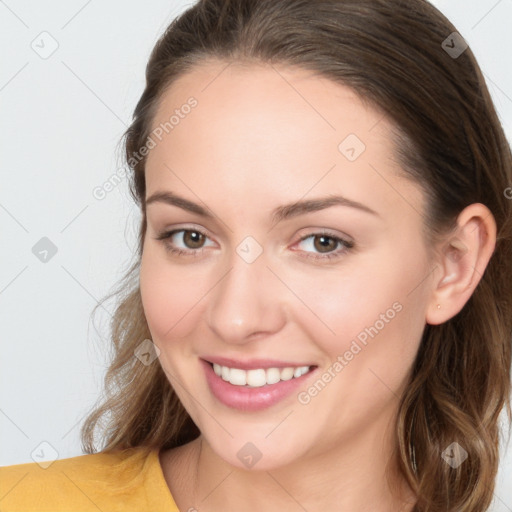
[202,356,315,370]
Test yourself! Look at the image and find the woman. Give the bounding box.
[1,0,511,511]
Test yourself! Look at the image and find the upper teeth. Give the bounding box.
[212,363,311,387]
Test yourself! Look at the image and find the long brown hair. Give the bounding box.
[81,1,512,510]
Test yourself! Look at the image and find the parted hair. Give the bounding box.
[81,1,512,510]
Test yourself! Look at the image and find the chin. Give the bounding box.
[205,432,311,472]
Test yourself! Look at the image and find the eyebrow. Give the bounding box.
[145,190,380,223]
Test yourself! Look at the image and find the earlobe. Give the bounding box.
[426,203,497,326]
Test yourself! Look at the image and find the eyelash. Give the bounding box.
[154,227,354,261]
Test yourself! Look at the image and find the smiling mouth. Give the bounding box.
[206,361,316,388]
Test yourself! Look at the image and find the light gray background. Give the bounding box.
[1,0,511,509]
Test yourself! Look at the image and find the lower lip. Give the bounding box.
[201,359,316,412]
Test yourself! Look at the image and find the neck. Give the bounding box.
[161,410,417,512]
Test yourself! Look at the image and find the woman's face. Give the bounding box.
[140,60,435,470]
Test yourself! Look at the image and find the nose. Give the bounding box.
[206,247,287,345]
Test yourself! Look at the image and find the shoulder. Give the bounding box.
[0,447,150,489]
[0,447,179,511]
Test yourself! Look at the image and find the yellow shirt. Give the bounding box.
[0,447,180,511]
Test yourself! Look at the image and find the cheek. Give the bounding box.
[284,248,428,360]
[289,265,426,434]
[139,249,211,341]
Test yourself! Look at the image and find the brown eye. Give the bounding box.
[182,230,206,249]
[295,231,354,261]
[313,235,338,253]
[155,228,214,256]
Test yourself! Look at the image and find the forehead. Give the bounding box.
[150,59,385,146]
[144,59,424,224]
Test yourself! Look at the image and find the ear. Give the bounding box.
[425,203,497,325]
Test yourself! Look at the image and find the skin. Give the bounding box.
[139,60,496,512]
